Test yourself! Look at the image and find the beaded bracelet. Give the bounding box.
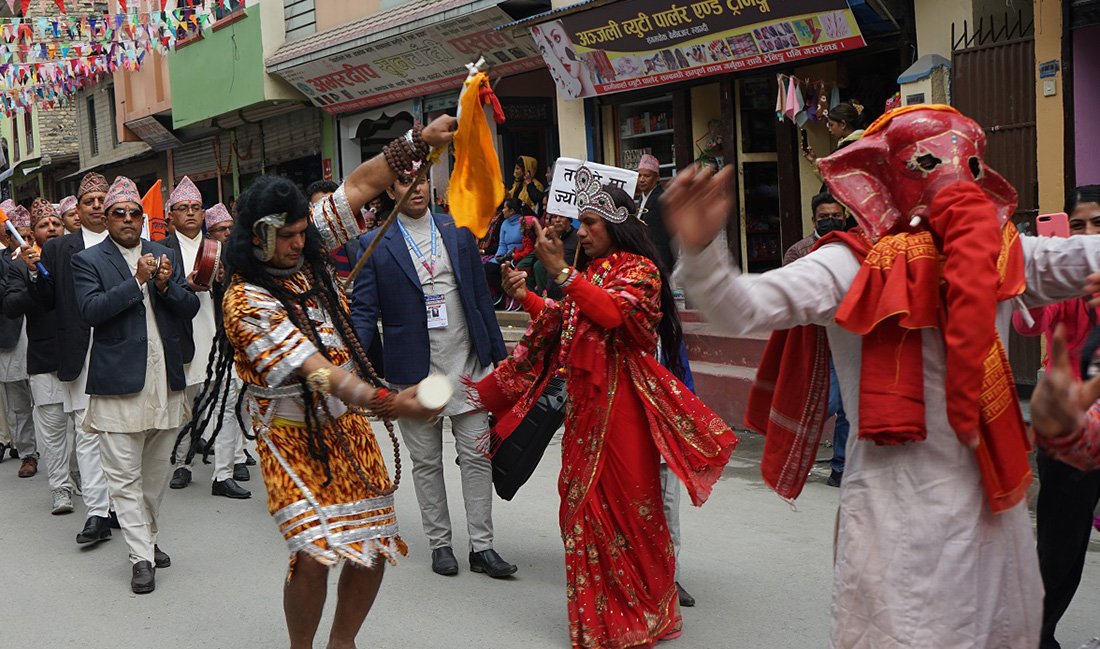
[382,126,430,176]
[368,386,399,420]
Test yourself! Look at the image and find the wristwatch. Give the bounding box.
[555,267,574,286]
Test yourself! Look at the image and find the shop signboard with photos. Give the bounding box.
[530,0,865,99]
[276,7,543,114]
[547,158,639,219]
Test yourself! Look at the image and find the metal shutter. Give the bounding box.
[263,108,321,166]
[173,138,218,181]
[234,123,264,175]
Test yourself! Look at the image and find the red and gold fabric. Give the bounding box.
[475,252,736,649]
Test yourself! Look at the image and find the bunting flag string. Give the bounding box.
[0,5,220,116]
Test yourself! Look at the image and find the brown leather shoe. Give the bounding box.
[17,456,37,478]
[131,561,155,594]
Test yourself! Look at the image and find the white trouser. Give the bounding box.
[174,383,246,481]
[72,408,111,517]
[397,410,494,552]
[98,428,176,564]
[31,373,73,492]
[660,463,682,580]
[3,379,36,458]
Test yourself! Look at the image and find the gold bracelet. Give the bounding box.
[306,367,332,395]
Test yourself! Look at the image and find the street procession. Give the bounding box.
[2,0,1100,648]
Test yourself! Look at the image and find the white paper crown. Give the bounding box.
[575,165,630,224]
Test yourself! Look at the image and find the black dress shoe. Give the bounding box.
[243,449,257,466]
[131,561,155,594]
[469,549,518,578]
[154,545,171,569]
[233,463,250,482]
[211,478,251,499]
[107,510,121,529]
[676,581,696,607]
[75,515,112,545]
[431,547,459,576]
[826,470,843,488]
[170,467,191,490]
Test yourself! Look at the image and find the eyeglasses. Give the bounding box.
[110,207,142,219]
[208,225,232,235]
[171,204,204,213]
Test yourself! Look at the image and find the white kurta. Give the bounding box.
[175,231,216,387]
[62,226,111,414]
[677,233,1100,649]
[83,240,190,434]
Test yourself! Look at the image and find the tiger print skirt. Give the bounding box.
[257,411,407,574]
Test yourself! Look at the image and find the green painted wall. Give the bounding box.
[169,7,267,128]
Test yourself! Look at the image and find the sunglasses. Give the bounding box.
[110,207,142,219]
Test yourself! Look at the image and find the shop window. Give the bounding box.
[11,126,19,163]
[87,97,99,156]
[739,78,777,154]
[615,95,675,177]
[23,113,32,154]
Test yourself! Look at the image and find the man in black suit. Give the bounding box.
[636,153,676,274]
[33,172,115,545]
[0,202,36,479]
[5,199,73,513]
[72,176,199,594]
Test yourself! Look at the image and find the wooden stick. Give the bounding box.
[344,152,437,288]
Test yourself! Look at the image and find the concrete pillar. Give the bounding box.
[1034,0,1065,213]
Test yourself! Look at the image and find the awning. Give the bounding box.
[265,0,547,115]
[60,148,156,181]
[1072,0,1100,28]
[124,115,182,152]
[520,0,873,101]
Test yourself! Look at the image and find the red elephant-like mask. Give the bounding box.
[817,104,1017,241]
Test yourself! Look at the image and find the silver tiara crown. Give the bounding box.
[575,165,630,223]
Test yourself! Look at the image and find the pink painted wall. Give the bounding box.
[1075,24,1100,186]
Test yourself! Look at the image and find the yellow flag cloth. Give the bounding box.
[449,71,504,239]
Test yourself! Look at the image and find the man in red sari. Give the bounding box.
[477,166,737,649]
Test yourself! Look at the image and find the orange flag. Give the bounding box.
[448,70,505,239]
[143,179,167,241]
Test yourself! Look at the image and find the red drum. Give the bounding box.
[193,238,223,287]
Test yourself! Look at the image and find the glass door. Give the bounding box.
[735,77,781,273]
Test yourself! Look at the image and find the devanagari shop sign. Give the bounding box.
[547,158,639,219]
[530,0,865,99]
[275,7,542,114]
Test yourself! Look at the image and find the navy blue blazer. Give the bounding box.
[350,213,506,386]
[33,231,92,381]
[72,238,199,396]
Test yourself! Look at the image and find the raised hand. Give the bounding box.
[661,164,734,253]
[501,261,528,301]
[154,254,172,292]
[136,253,157,284]
[421,115,458,149]
[19,243,39,271]
[532,220,565,276]
[1031,325,1100,440]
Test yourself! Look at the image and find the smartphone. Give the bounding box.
[1036,212,1069,238]
[800,128,809,153]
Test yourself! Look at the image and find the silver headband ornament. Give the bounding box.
[575,165,630,224]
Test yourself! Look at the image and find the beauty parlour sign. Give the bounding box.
[273,6,542,115]
[530,0,865,99]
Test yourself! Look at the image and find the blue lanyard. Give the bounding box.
[396,217,438,281]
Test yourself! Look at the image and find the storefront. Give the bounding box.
[266,0,560,213]
[514,0,909,271]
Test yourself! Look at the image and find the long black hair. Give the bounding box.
[176,175,382,485]
[589,184,685,379]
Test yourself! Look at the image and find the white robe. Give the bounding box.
[677,233,1100,649]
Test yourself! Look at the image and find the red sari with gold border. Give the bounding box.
[475,252,737,649]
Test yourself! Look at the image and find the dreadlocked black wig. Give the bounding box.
[176,175,385,486]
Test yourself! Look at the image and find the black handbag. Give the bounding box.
[491,375,567,501]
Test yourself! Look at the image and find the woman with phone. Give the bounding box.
[1013,184,1100,649]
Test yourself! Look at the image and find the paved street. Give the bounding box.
[1,427,1098,649]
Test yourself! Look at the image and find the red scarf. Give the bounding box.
[748,182,1032,513]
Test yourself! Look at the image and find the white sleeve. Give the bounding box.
[675,239,858,336]
[1021,235,1100,307]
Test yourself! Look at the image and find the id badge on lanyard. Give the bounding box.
[398,218,449,330]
